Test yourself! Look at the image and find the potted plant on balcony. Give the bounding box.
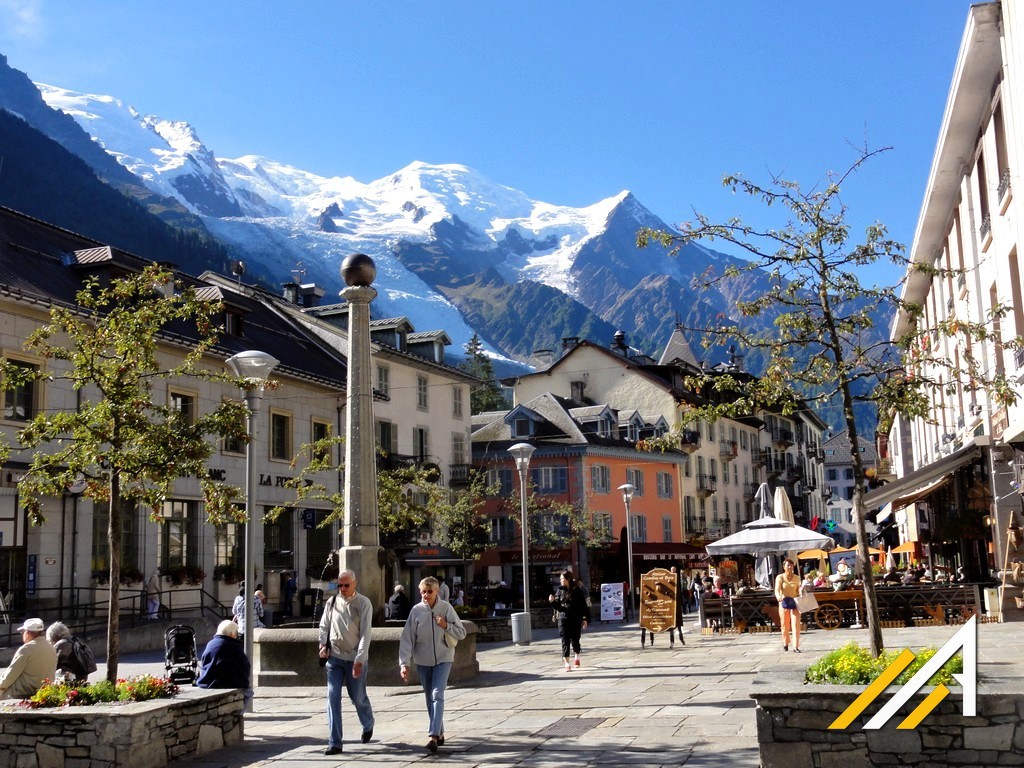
[164,564,206,586]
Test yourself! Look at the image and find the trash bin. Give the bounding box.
[511,611,532,646]
[300,588,318,618]
[983,586,1001,617]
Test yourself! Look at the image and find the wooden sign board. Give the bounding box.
[640,567,678,633]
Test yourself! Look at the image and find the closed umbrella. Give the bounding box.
[885,546,896,571]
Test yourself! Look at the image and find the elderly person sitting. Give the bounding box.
[0,618,58,700]
[196,620,252,711]
[46,621,89,684]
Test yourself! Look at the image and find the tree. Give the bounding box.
[430,470,495,567]
[637,149,1016,656]
[13,266,248,680]
[461,333,506,414]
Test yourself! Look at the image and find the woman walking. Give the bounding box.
[399,576,467,753]
[774,558,802,652]
[548,570,590,671]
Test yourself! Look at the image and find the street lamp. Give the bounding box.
[508,442,535,645]
[618,483,636,620]
[226,350,279,699]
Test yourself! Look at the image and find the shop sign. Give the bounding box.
[639,567,677,633]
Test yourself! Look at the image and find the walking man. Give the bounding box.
[318,569,375,755]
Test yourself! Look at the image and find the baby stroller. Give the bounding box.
[163,624,198,684]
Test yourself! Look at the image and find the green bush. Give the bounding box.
[804,642,962,687]
[21,675,179,709]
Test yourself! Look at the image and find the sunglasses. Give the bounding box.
[338,583,353,588]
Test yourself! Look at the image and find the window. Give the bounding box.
[92,497,139,575]
[487,467,514,495]
[169,390,196,426]
[591,465,611,493]
[626,468,644,496]
[740,431,748,450]
[161,500,199,569]
[629,513,647,542]
[662,515,673,542]
[214,523,241,570]
[417,375,429,410]
[376,365,390,397]
[844,468,855,480]
[530,466,568,493]
[682,455,692,478]
[264,507,293,569]
[452,386,463,418]
[3,359,39,421]
[657,471,673,498]
[413,427,429,460]
[592,512,613,542]
[512,417,532,438]
[271,411,293,460]
[490,516,513,544]
[826,468,838,481]
[312,419,332,463]
[223,404,245,454]
[376,420,398,454]
[451,432,466,466]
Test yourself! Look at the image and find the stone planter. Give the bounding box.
[751,669,1024,767]
[0,687,243,768]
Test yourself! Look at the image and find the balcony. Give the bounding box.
[757,449,771,467]
[743,483,758,501]
[770,426,794,449]
[980,213,992,251]
[1015,346,1024,371]
[448,463,475,486]
[679,429,701,454]
[766,458,786,478]
[696,474,717,497]
[999,167,1012,205]
[719,440,738,462]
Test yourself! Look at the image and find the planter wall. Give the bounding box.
[752,670,1024,767]
[0,688,243,768]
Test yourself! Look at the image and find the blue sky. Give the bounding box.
[0,1,975,286]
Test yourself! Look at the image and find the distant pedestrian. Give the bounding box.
[548,570,590,671]
[774,558,802,653]
[232,581,264,634]
[386,583,411,621]
[282,571,297,618]
[146,569,161,620]
[437,575,450,603]
[399,576,467,753]
[318,570,375,755]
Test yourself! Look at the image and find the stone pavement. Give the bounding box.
[111,616,1024,768]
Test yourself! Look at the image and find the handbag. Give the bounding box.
[795,592,819,613]
[443,631,458,649]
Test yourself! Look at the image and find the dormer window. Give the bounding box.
[513,417,533,438]
[225,311,244,337]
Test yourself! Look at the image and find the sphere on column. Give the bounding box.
[341,254,376,287]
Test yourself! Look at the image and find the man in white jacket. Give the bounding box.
[0,618,57,700]
[318,570,375,755]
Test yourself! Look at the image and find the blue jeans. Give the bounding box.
[326,658,374,747]
[416,662,452,738]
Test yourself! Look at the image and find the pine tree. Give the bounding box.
[461,333,507,413]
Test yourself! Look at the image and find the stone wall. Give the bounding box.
[0,687,243,768]
[254,621,479,687]
[752,670,1024,767]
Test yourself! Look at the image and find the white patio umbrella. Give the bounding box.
[773,486,798,563]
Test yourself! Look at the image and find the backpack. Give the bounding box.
[71,635,98,676]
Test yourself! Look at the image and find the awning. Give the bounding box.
[891,541,918,554]
[862,444,981,510]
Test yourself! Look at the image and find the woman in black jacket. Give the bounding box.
[548,570,590,671]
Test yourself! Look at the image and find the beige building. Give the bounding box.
[871,1,1024,582]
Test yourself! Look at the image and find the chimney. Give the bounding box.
[530,349,554,370]
[612,330,628,355]
[282,281,299,304]
[298,283,326,308]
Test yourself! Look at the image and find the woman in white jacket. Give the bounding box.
[399,576,467,753]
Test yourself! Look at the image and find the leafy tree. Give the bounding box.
[13,266,248,680]
[429,470,495,566]
[461,333,507,413]
[637,149,1016,657]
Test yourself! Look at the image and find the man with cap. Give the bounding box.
[0,617,58,699]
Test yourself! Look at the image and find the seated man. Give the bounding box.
[0,618,58,700]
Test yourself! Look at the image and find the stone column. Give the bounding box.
[339,254,384,620]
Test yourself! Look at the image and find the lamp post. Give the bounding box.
[508,442,535,645]
[226,350,279,699]
[618,483,636,620]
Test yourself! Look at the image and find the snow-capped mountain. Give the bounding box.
[25,75,753,365]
